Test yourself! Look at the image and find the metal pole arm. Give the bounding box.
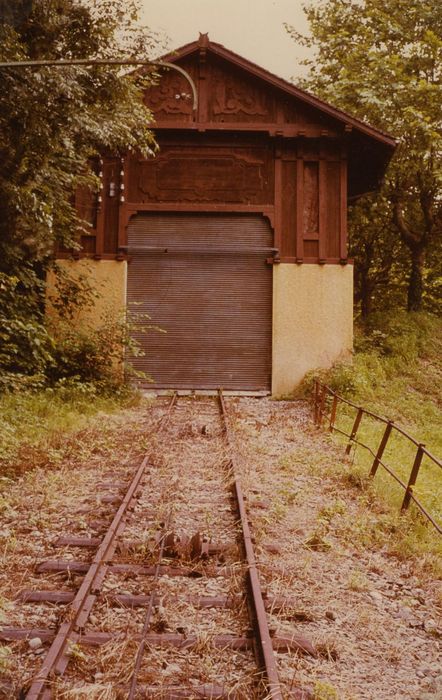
[0,57,198,111]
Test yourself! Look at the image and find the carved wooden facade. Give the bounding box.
[69,35,395,265]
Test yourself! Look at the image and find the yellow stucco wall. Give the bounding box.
[47,259,351,395]
[46,259,127,328]
[272,264,353,396]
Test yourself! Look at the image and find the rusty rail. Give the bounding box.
[25,393,177,700]
[218,390,283,700]
[313,381,442,534]
[9,393,293,697]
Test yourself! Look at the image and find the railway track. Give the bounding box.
[1,393,315,699]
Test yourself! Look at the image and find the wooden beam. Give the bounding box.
[274,142,283,253]
[198,43,208,123]
[296,152,304,261]
[340,155,348,260]
[318,143,327,261]
[94,158,105,257]
[117,155,130,254]
[121,202,275,216]
[152,121,340,138]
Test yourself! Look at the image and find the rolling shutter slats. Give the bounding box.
[127,213,272,391]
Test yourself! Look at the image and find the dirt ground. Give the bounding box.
[231,397,441,700]
[0,396,440,699]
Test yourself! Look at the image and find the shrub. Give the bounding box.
[0,271,54,390]
[0,266,154,394]
[47,309,150,391]
[304,311,441,401]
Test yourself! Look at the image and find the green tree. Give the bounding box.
[0,0,159,380]
[0,0,158,276]
[287,0,442,312]
[348,194,405,317]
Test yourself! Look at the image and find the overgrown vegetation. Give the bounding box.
[0,267,156,478]
[287,1,442,549]
[0,0,160,393]
[0,382,143,479]
[0,1,162,482]
[305,312,442,554]
[1,261,153,396]
[311,312,441,442]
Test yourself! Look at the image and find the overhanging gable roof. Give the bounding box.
[161,34,397,151]
[153,34,397,197]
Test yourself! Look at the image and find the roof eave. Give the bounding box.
[160,39,397,150]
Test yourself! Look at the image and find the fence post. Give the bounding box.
[345,407,363,455]
[314,381,320,425]
[329,394,338,433]
[401,444,425,511]
[318,384,327,428]
[370,420,393,478]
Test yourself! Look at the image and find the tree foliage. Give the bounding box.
[0,0,158,276]
[0,271,53,390]
[0,0,160,387]
[287,0,442,313]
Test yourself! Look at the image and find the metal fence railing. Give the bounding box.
[313,380,442,534]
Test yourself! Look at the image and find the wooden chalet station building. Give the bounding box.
[54,35,396,395]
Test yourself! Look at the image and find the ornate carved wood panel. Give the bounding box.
[144,49,342,135]
[303,162,319,238]
[279,141,346,261]
[130,144,274,205]
[143,56,196,122]
[207,58,274,123]
[69,40,352,263]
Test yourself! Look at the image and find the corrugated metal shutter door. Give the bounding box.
[127,213,272,391]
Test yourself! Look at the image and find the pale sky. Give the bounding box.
[140,0,313,82]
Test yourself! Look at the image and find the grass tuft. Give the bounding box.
[0,384,143,478]
[302,312,442,568]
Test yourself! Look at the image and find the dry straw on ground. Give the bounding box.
[0,396,440,699]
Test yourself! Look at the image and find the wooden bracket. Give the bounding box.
[266,255,280,265]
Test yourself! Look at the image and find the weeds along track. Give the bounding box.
[1,394,313,699]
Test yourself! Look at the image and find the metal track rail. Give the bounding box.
[18,392,284,698]
[25,393,177,700]
[217,390,283,700]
